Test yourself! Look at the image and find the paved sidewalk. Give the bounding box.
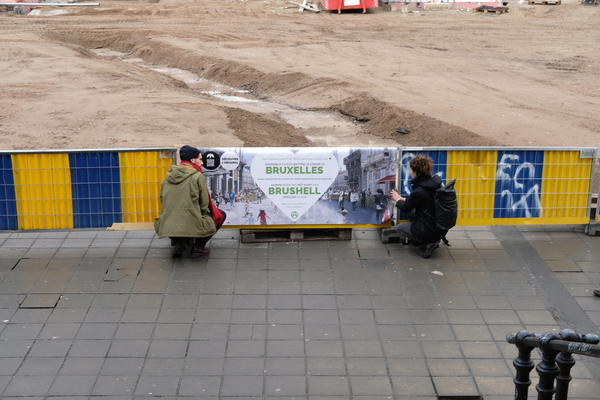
[0,225,598,399]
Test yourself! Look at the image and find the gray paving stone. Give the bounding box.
[428,358,470,376]
[347,358,387,376]
[69,340,111,357]
[307,376,349,395]
[17,357,63,375]
[0,341,32,357]
[114,323,154,339]
[108,340,150,358]
[344,341,383,357]
[93,375,136,395]
[306,340,343,357]
[267,340,304,357]
[179,376,221,396]
[28,340,72,357]
[153,323,191,339]
[223,357,264,375]
[265,357,305,375]
[265,375,306,396]
[391,376,436,396]
[304,310,339,324]
[183,358,224,375]
[38,323,80,339]
[381,341,423,358]
[162,294,198,308]
[226,340,265,357]
[190,323,228,340]
[268,309,300,324]
[268,294,301,309]
[135,375,179,396]
[221,375,263,396]
[142,358,184,376]
[121,308,159,323]
[187,341,227,358]
[4,375,53,396]
[475,376,513,396]
[0,358,23,375]
[147,340,187,358]
[467,359,512,377]
[48,375,96,396]
[10,309,51,323]
[350,377,393,395]
[387,358,429,376]
[59,357,104,375]
[85,308,123,323]
[307,358,346,376]
[101,357,144,375]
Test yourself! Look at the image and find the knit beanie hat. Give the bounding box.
[179,145,201,161]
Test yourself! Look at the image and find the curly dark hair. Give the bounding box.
[409,155,433,176]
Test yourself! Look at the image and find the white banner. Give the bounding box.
[197,147,398,226]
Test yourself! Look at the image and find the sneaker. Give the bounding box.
[421,241,439,259]
[594,288,600,297]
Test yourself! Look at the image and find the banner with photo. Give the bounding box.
[197,147,398,227]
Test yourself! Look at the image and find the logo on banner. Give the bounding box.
[251,150,339,221]
[202,151,220,171]
[220,151,240,171]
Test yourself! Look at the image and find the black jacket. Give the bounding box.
[395,174,442,243]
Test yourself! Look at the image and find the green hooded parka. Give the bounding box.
[154,164,216,238]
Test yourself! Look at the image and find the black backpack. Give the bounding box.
[429,179,458,245]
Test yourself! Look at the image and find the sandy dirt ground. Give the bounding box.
[1,0,599,149]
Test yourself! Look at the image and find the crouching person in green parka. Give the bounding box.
[155,145,217,258]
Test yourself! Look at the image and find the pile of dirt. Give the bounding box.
[332,96,497,146]
[224,108,310,146]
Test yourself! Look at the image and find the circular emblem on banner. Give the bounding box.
[202,151,220,171]
[220,151,240,171]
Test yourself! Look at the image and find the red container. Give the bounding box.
[321,0,379,13]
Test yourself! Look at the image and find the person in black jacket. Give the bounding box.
[389,155,442,258]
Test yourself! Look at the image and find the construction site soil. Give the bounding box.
[1,0,599,149]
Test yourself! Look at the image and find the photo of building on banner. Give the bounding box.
[198,147,398,227]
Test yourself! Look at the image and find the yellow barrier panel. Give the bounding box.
[540,151,592,224]
[119,151,173,223]
[446,150,497,226]
[12,153,74,229]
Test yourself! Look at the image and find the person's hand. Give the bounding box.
[390,189,405,202]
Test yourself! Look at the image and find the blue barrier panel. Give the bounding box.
[398,150,447,221]
[0,154,17,230]
[494,150,544,219]
[69,152,122,228]
[399,150,448,196]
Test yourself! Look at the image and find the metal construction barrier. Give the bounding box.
[0,147,598,231]
[399,147,597,226]
[507,330,600,400]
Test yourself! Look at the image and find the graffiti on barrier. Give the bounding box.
[494,151,543,218]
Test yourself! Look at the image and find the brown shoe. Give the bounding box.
[594,288,600,297]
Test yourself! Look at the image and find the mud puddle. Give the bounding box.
[90,48,394,146]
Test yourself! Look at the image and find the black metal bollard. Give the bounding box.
[554,330,578,400]
[535,333,560,400]
[554,329,600,400]
[510,330,536,400]
[508,330,600,400]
